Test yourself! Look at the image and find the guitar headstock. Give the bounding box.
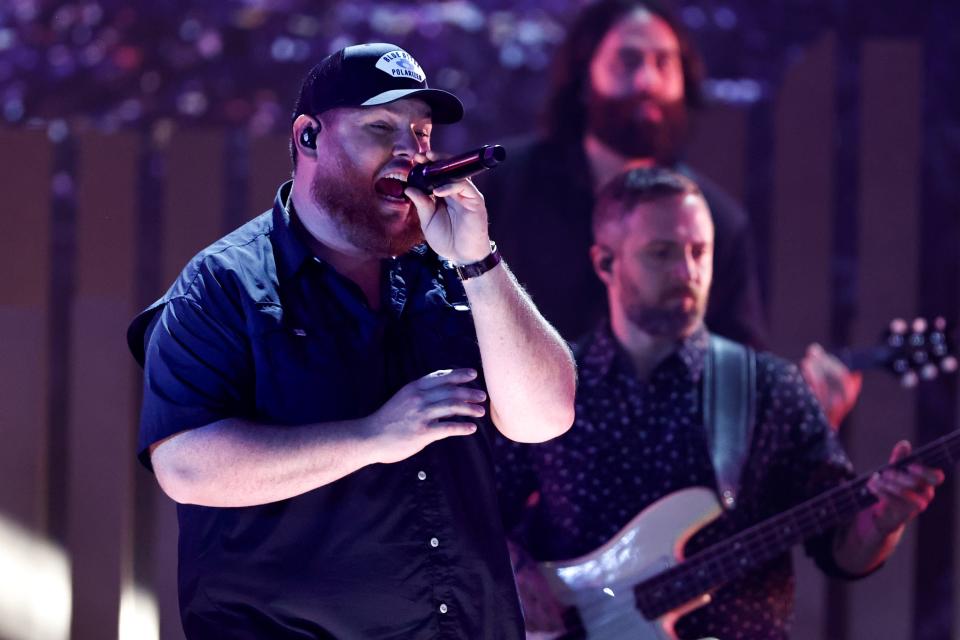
[883,317,957,387]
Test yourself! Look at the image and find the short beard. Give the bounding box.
[623,286,703,340]
[627,303,698,339]
[585,90,688,163]
[310,156,423,257]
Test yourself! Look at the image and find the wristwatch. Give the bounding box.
[451,241,501,280]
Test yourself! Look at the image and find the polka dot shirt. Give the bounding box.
[494,323,858,640]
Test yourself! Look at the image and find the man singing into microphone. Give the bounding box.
[127,42,575,639]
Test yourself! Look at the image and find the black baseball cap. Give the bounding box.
[292,42,464,124]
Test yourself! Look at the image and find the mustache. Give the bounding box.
[604,93,670,109]
[660,286,697,301]
[585,89,688,162]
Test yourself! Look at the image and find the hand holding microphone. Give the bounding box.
[407,145,507,194]
[404,145,506,265]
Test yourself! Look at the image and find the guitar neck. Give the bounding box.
[835,345,893,372]
[635,428,960,620]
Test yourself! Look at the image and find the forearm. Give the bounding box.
[831,509,904,575]
[463,261,576,442]
[151,416,377,507]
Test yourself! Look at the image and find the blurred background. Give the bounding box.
[0,0,957,638]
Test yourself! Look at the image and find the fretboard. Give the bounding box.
[635,428,960,620]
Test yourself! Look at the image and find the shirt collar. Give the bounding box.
[676,326,709,382]
[270,180,314,281]
[579,321,710,386]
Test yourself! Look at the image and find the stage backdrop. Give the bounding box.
[1,2,958,639]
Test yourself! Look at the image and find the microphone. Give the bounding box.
[407,144,507,194]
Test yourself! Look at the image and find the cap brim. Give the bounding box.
[361,88,464,124]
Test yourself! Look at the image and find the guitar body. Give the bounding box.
[533,487,723,639]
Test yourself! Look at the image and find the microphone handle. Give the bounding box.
[407,144,506,193]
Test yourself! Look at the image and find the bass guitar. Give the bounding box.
[529,429,958,639]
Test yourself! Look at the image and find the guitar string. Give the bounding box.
[643,433,959,593]
[641,439,959,614]
[558,433,960,624]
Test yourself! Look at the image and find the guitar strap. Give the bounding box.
[703,334,757,510]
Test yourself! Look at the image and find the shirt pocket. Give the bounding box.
[249,302,372,424]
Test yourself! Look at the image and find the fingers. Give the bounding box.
[879,465,943,496]
[908,463,945,486]
[420,383,486,420]
[846,372,864,407]
[802,343,863,428]
[867,461,941,531]
[431,177,482,200]
[872,482,931,518]
[419,420,478,446]
[888,440,912,463]
[424,150,452,163]
[874,472,933,502]
[429,421,479,436]
[880,461,944,487]
[800,356,826,398]
[414,367,487,420]
[416,368,478,389]
[423,400,486,421]
[404,184,437,223]
[422,384,487,405]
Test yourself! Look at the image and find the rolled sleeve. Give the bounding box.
[138,293,251,470]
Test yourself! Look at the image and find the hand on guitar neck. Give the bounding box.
[833,439,944,575]
[513,436,946,640]
[800,343,862,430]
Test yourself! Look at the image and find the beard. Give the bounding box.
[585,90,688,163]
[622,283,704,340]
[310,155,423,257]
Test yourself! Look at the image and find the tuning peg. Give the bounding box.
[901,370,919,388]
[941,356,958,374]
[912,317,928,333]
[921,363,939,380]
[934,316,948,331]
[890,318,908,335]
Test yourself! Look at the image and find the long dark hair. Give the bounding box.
[544,0,705,140]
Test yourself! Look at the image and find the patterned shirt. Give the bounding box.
[495,323,859,640]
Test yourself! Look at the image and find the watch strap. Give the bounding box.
[452,241,501,280]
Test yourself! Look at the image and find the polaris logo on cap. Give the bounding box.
[375,49,426,83]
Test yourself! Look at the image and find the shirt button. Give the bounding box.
[417,470,427,481]
[439,603,448,614]
[429,537,439,548]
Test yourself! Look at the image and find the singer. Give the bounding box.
[126,42,575,640]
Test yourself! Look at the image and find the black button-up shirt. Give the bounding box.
[128,181,524,639]
[495,323,858,640]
